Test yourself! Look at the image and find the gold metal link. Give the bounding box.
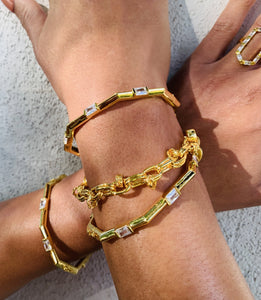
[86,149,201,242]
[39,175,91,274]
[64,87,180,156]
[73,129,202,209]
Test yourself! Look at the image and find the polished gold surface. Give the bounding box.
[86,129,202,242]
[39,175,91,274]
[64,87,181,156]
[73,129,202,209]
[236,27,261,66]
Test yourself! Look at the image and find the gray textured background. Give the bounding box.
[0,0,260,299]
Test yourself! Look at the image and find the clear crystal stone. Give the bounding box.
[133,87,148,96]
[115,225,132,238]
[165,188,180,205]
[43,239,52,251]
[85,103,98,117]
[237,54,243,61]
[39,198,47,210]
[64,136,68,145]
[244,60,253,66]
[192,155,199,165]
[237,45,244,52]
[253,57,259,64]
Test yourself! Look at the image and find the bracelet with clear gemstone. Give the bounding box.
[86,139,201,242]
[39,174,91,274]
[73,129,202,209]
[64,87,180,156]
[236,27,261,66]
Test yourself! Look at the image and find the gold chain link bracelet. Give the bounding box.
[87,146,201,242]
[39,175,91,274]
[64,87,180,156]
[73,129,202,209]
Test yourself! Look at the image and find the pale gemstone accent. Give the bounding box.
[237,45,244,52]
[133,87,148,96]
[244,61,253,66]
[237,54,243,61]
[253,57,259,64]
[64,136,68,145]
[39,198,47,210]
[85,103,98,117]
[192,155,199,165]
[165,188,180,205]
[43,239,52,251]
[115,225,132,238]
[257,28,261,32]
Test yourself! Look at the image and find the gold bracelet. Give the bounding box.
[87,151,200,242]
[39,175,91,274]
[64,87,180,156]
[73,129,202,209]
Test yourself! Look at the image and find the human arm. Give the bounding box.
[1,0,255,298]
[169,0,261,211]
[0,169,100,299]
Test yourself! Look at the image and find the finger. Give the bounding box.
[194,0,256,63]
[221,15,261,69]
[13,0,47,46]
[1,0,14,12]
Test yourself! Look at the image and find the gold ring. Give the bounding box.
[236,27,261,66]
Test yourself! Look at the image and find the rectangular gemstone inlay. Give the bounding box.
[133,87,148,96]
[115,225,132,238]
[165,188,180,205]
[39,198,47,210]
[64,136,68,145]
[85,103,98,117]
[43,239,52,251]
[192,155,199,165]
[237,54,243,61]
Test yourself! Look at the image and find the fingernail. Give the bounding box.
[1,0,14,12]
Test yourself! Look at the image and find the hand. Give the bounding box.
[169,0,261,211]
[4,0,171,117]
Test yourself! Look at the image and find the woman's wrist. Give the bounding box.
[47,170,100,260]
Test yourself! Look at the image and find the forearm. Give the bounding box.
[68,90,253,298]
[3,0,254,297]
[0,169,99,299]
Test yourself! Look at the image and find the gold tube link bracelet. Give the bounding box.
[73,129,202,209]
[39,175,91,274]
[86,139,201,242]
[64,87,180,156]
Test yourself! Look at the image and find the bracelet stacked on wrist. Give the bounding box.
[64,87,180,156]
[71,129,202,242]
[39,175,91,274]
[73,129,202,209]
[86,132,201,242]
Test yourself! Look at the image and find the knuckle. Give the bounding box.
[212,19,237,35]
[239,0,256,8]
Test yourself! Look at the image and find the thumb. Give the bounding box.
[12,0,47,46]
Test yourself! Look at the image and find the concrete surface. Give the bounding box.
[0,0,260,299]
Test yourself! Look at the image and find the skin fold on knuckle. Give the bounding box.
[236,0,256,9]
[212,19,238,36]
